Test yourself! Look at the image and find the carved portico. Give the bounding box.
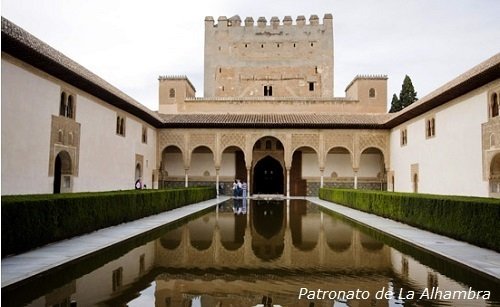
[158,127,389,196]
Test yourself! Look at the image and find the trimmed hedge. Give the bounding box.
[319,188,500,252]
[1,187,215,257]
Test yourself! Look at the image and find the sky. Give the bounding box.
[2,0,500,111]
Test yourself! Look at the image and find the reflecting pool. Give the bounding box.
[3,199,499,306]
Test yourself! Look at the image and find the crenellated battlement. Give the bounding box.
[205,14,332,28]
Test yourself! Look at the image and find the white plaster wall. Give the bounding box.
[1,58,57,194]
[189,153,215,176]
[359,154,384,177]
[70,94,156,192]
[302,153,320,176]
[220,152,236,176]
[1,57,157,194]
[163,153,185,176]
[324,153,355,177]
[389,85,492,197]
[304,152,382,178]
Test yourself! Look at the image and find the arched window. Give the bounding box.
[169,88,175,98]
[492,93,499,118]
[116,116,121,134]
[369,88,376,98]
[58,130,64,143]
[60,92,67,116]
[120,117,125,135]
[67,95,74,118]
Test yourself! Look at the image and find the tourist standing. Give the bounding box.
[242,180,247,198]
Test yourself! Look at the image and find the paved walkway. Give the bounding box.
[307,197,500,281]
[1,196,229,288]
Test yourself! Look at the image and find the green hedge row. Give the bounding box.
[319,188,500,252]
[1,187,216,257]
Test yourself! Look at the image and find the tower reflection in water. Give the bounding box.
[16,200,499,307]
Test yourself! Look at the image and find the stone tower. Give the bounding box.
[203,14,334,98]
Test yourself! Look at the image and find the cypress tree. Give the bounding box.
[389,75,418,113]
[389,93,402,113]
[399,75,418,108]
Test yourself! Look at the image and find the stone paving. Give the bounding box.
[307,197,500,281]
[2,195,499,289]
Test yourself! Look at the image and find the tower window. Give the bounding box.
[309,82,315,91]
[264,85,273,96]
[369,88,376,98]
[169,88,175,98]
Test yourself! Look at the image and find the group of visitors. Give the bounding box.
[232,179,247,198]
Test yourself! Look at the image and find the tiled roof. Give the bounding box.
[1,17,164,126]
[159,113,394,129]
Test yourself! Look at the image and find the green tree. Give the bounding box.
[389,93,401,113]
[399,75,418,108]
[389,75,418,113]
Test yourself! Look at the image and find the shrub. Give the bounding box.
[1,187,215,257]
[319,188,500,252]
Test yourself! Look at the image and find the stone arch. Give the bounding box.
[188,214,215,251]
[252,136,286,195]
[290,146,318,196]
[160,145,185,188]
[325,146,355,184]
[358,147,386,190]
[160,227,183,250]
[220,145,246,195]
[360,233,384,251]
[253,155,284,194]
[189,145,216,181]
[220,209,246,251]
[324,217,352,252]
[53,150,72,194]
[251,200,285,261]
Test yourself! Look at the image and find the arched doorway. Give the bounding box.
[160,145,184,188]
[253,156,284,194]
[490,153,500,197]
[53,151,72,194]
[135,163,142,181]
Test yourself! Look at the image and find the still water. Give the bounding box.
[3,199,499,306]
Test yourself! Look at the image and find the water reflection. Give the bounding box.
[7,199,499,307]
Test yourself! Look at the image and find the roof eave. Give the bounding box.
[1,32,164,128]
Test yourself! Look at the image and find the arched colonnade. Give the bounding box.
[157,129,390,196]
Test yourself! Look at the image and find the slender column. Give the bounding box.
[184,168,189,188]
[246,167,251,197]
[353,169,358,190]
[320,168,325,188]
[286,167,291,197]
[215,167,220,197]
